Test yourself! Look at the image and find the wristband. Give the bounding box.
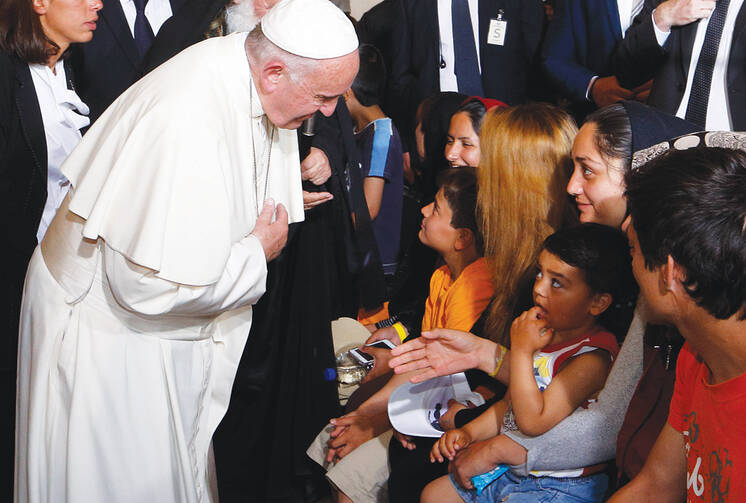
[489,344,508,377]
[392,322,408,343]
[375,315,400,330]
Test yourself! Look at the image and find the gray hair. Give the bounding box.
[244,25,316,83]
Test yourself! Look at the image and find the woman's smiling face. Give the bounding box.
[444,112,481,168]
[567,123,628,228]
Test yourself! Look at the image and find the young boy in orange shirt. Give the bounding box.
[307,168,494,503]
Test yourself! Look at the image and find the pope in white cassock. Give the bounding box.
[13,0,359,501]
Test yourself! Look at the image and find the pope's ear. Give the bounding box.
[259,60,285,93]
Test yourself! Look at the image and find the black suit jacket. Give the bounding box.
[71,0,185,122]
[0,53,73,498]
[613,0,746,129]
[390,0,544,141]
[0,53,50,264]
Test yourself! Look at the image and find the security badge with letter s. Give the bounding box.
[487,9,507,46]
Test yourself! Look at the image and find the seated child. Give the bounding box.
[422,223,638,503]
[306,168,494,503]
[346,43,404,278]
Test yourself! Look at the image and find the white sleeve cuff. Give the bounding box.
[104,235,268,317]
[652,9,671,46]
[586,76,600,101]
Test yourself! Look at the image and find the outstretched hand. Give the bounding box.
[250,199,288,262]
[388,329,488,383]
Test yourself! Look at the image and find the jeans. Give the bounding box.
[451,470,608,503]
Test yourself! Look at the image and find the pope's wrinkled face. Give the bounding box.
[265,51,359,129]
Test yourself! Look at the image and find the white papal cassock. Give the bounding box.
[15,32,304,503]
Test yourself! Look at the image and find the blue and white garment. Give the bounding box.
[355,117,404,275]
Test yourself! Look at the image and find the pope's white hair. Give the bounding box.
[244,25,317,83]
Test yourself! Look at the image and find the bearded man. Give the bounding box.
[13,1,359,502]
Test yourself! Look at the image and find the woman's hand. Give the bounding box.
[510,307,553,356]
[431,428,472,463]
[389,329,496,383]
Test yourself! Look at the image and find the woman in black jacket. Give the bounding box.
[0,0,100,497]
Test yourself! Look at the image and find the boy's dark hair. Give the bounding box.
[543,223,639,341]
[351,43,386,107]
[626,146,746,320]
[438,167,484,255]
[454,98,488,135]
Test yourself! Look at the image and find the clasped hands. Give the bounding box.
[301,147,334,210]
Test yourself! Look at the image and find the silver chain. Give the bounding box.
[249,88,275,214]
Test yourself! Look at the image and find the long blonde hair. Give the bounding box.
[478,103,577,343]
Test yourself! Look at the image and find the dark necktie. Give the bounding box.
[684,0,731,127]
[451,0,484,96]
[133,0,155,58]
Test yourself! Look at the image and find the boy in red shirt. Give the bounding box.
[611,144,746,502]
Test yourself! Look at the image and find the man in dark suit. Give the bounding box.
[71,0,184,122]
[542,0,651,121]
[390,0,544,143]
[613,0,746,130]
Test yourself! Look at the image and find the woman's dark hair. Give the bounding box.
[417,91,467,201]
[0,0,58,64]
[542,223,638,342]
[584,104,633,175]
[453,98,487,135]
[350,43,386,107]
[438,167,483,255]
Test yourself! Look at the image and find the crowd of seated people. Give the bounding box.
[3,0,746,501]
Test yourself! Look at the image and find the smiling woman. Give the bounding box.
[0,0,100,497]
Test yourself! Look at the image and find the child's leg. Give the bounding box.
[421,475,465,503]
[493,472,608,503]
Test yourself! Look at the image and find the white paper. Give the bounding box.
[388,372,485,438]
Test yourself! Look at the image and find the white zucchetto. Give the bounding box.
[261,0,358,59]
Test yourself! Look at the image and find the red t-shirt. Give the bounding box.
[668,343,746,502]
